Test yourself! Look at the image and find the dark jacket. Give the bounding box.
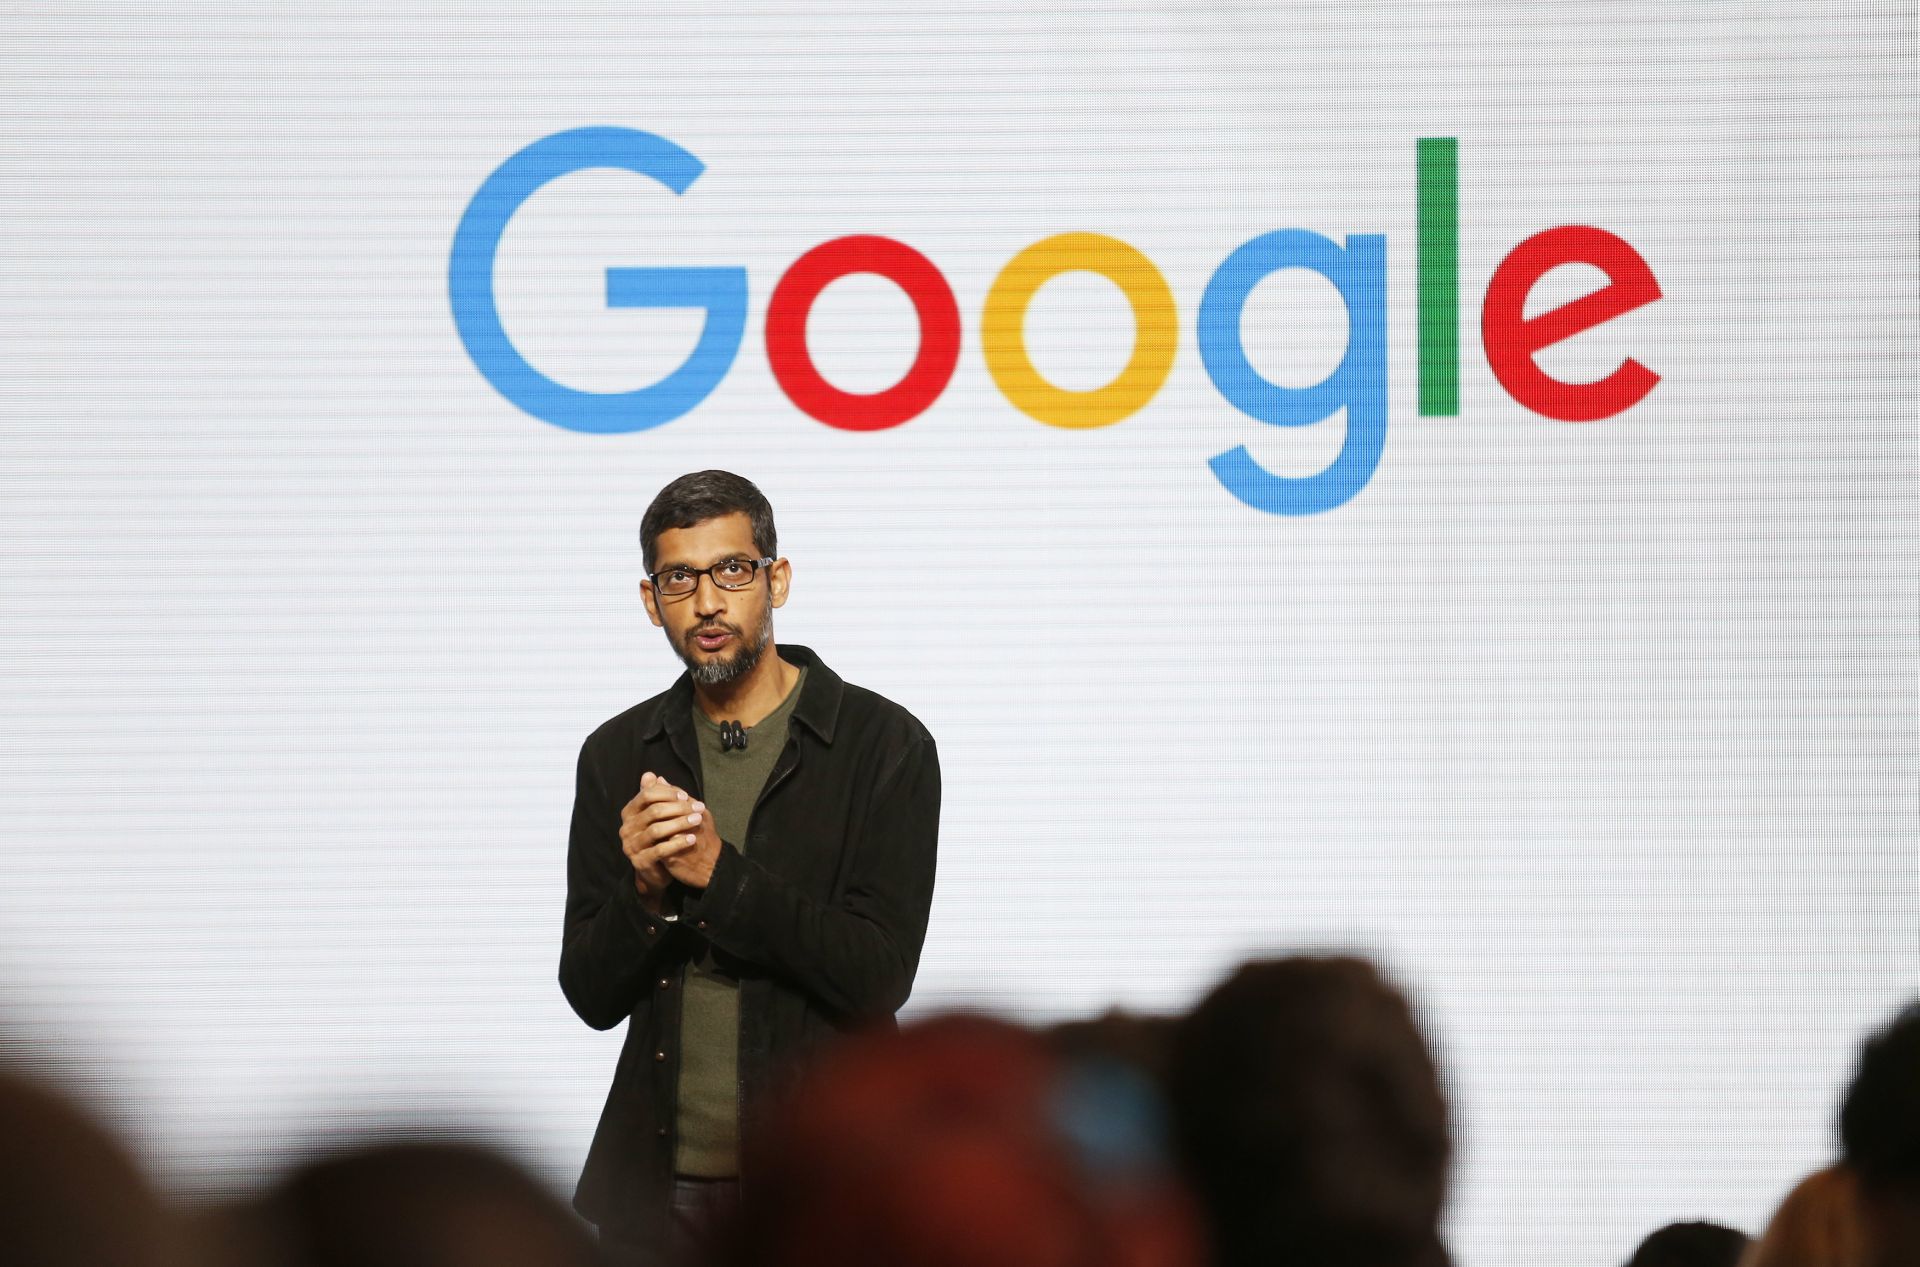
[559,644,940,1235]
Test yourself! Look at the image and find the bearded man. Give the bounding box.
[559,470,942,1266]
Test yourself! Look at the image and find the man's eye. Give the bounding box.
[716,561,751,580]
[663,570,693,586]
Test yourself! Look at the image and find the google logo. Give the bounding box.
[451,127,1661,515]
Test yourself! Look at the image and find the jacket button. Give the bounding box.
[696,920,709,931]
[645,923,658,937]
[654,1050,666,1062]
[658,978,671,989]
[657,1126,669,1138]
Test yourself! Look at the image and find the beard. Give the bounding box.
[672,596,774,688]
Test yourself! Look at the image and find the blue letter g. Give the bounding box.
[1198,230,1387,514]
[449,127,747,434]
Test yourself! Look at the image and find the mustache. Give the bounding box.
[689,621,742,638]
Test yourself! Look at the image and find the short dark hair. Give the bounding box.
[233,1137,602,1267]
[0,1064,181,1267]
[1624,1220,1750,1267]
[1840,1000,1920,1187]
[1165,955,1452,1267]
[639,470,777,573]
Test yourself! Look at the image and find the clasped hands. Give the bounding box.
[620,771,724,910]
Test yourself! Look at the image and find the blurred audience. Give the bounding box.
[0,1057,188,1267]
[1164,955,1452,1267]
[202,1138,605,1267]
[4,977,1913,1267]
[1838,1001,1920,1267]
[1042,1007,1177,1086]
[1737,1164,1866,1267]
[1625,1220,1749,1267]
[712,1013,1203,1267]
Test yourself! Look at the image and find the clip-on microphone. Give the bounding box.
[719,720,747,752]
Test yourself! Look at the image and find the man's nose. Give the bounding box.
[692,573,727,616]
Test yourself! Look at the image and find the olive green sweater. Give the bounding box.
[673,668,804,1176]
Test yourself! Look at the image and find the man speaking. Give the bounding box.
[559,470,941,1265]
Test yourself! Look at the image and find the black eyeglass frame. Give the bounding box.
[645,556,777,598]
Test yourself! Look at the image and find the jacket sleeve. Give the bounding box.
[682,735,940,1023]
[558,735,688,1030]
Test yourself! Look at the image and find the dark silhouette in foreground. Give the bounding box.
[1165,956,1453,1267]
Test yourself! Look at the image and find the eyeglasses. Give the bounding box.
[647,556,775,598]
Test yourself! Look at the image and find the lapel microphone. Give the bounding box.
[719,720,747,752]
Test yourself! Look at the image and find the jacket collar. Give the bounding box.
[643,643,841,746]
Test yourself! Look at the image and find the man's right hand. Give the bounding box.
[619,771,702,912]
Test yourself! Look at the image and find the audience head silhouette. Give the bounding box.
[1623,1219,1749,1267]
[1165,955,1452,1267]
[215,1137,602,1267]
[1838,1000,1920,1267]
[0,1059,185,1267]
[1738,1164,1866,1267]
[716,1013,1202,1267]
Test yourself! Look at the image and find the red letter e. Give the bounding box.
[1483,225,1661,422]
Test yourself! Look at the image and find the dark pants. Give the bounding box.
[599,1177,741,1267]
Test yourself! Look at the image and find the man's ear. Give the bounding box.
[639,580,666,628]
[769,558,792,609]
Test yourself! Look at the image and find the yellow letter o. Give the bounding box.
[981,233,1178,429]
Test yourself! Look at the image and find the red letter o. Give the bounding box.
[765,236,961,431]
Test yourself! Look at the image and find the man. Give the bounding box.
[558,470,941,1266]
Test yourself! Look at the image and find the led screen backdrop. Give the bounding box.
[1,5,1914,1264]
